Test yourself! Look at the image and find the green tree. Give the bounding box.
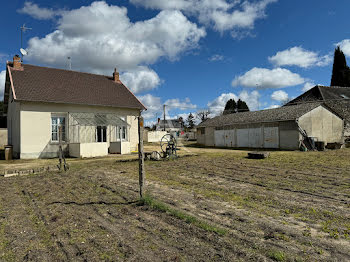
[186,113,195,129]
[223,99,237,115]
[331,46,350,87]
[237,99,249,112]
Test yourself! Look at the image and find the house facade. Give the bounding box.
[285,85,350,139]
[197,103,343,150]
[4,55,146,159]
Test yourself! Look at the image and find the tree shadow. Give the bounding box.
[48,200,139,206]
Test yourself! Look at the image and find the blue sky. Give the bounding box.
[1,0,350,124]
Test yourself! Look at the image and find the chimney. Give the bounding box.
[13,55,22,69]
[113,68,119,82]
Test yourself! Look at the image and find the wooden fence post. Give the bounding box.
[138,116,145,198]
[58,125,63,171]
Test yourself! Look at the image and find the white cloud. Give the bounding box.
[265,104,280,109]
[130,0,277,36]
[268,46,332,68]
[120,67,161,94]
[271,90,289,103]
[207,92,238,116]
[138,94,197,121]
[209,54,224,62]
[336,39,350,57]
[232,67,305,89]
[238,90,261,111]
[302,82,315,92]
[17,1,63,20]
[138,94,162,120]
[24,1,206,93]
[165,97,197,110]
[0,70,5,100]
[207,90,261,116]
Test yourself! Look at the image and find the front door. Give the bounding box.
[97,126,107,142]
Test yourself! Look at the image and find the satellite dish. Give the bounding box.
[20,48,28,56]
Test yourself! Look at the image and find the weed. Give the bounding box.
[140,195,227,235]
[268,250,286,261]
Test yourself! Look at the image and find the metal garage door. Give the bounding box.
[263,127,279,148]
[237,129,249,147]
[214,130,225,147]
[224,130,235,147]
[249,128,263,148]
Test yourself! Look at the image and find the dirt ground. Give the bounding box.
[0,144,349,261]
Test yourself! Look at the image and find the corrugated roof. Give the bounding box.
[198,103,326,127]
[8,63,146,110]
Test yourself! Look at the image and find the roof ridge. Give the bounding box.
[20,63,113,78]
[318,85,326,100]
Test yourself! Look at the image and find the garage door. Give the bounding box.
[224,130,235,147]
[263,127,279,148]
[237,129,249,147]
[249,128,263,148]
[214,130,225,147]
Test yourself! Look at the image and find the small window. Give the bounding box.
[96,126,107,142]
[51,116,66,142]
[122,126,127,140]
[199,127,205,135]
[116,125,128,141]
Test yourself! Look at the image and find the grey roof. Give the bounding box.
[287,85,350,105]
[319,86,350,100]
[198,103,328,127]
[157,119,182,128]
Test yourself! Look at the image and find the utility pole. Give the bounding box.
[20,24,32,62]
[138,116,145,198]
[163,104,166,131]
[256,84,260,111]
[67,57,72,70]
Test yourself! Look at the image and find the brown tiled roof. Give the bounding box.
[8,63,146,110]
[197,103,335,127]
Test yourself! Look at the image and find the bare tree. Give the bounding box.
[197,110,210,122]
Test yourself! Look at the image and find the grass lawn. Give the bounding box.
[0,146,349,261]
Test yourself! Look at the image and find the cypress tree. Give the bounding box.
[331,46,350,87]
[237,99,250,112]
[223,99,237,114]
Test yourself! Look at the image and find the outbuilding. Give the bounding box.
[197,103,343,150]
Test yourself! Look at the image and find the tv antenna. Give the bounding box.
[67,57,72,70]
[20,24,32,61]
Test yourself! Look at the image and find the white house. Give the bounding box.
[3,55,146,159]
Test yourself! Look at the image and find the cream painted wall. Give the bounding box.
[298,106,343,144]
[145,131,168,142]
[0,129,7,148]
[19,101,140,159]
[7,90,21,157]
[69,142,109,158]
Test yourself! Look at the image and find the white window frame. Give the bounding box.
[51,115,67,142]
[116,116,128,142]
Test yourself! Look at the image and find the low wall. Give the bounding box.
[69,142,108,158]
[0,128,7,148]
[146,131,167,143]
[109,141,131,154]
